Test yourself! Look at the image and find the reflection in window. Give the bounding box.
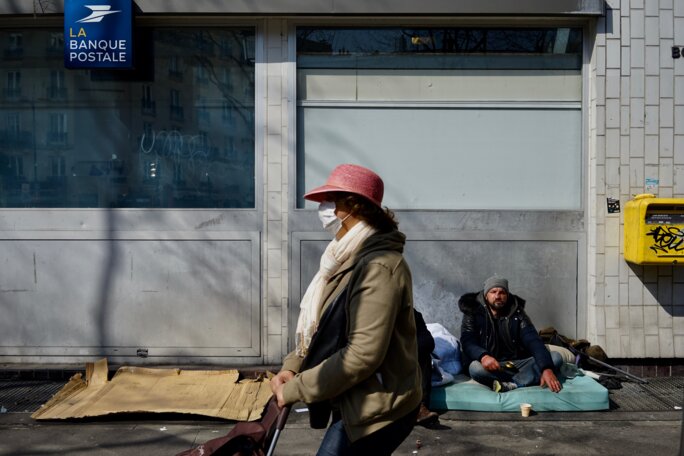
[298,27,582,69]
[0,28,256,208]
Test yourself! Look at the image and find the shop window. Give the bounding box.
[296,27,583,210]
[0,27,255,209]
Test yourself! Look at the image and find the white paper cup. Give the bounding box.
[520,403,532,417]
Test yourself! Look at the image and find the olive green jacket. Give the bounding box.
[281,230,422,442]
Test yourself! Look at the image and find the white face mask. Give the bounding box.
[318,201,350,236]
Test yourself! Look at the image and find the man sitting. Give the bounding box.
[459,276,563,393]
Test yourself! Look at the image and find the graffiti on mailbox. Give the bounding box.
[646,225,684,254]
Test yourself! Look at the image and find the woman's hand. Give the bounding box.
[270,370,295,407]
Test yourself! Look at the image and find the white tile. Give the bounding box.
[647,0,660,14]
[606,328,621,356]
[607,98,621,128]
[620,76,630,105]
[645,76,660,105]
[660,98,674,128]
[606,157,620,187]
[630,128,645,157]
[675,315,684,335]
[630,306,645,328]
[661,128,674,156]
[644,306,659,334]
[677,0,684,17]
[645,135,659,163]
[630,68,645,97]
[660,158,674,186]
[661,0,673,10]
[620,106,630,135]
[605,276,620,305]
[606,216,621,247]
[676,105,684,134]
[645,46,661,75]
[675,335,684,357]
[598,105,606,132]
[621,139,631,166]
[606,246,621,276]
[606,128,620,158]
[267,248,281,278]
[605,305,620,328]
[675,165,684,193]
[645,105,660,134]
[659,328,675,357]
[606,69,621,99]
[596,45,606,76]
[676,136,684,164]
[621,16,631,47]
[629,98,644,128]
[630,328,646,356]
[621,46,631,76]
[676,19,684,49]
[267,303,282,335]
[607,39,622,69]
[676,76,684,101]
[660,187,674,197]
[659,305,674,328]
[629,275,644,304]
[631,9,645,38]
[631,38,646,68]
[267,192,282,222]
[645,335,660,356]
[661,69,674,97]
[658,11,674,38]
[267,162,281,189]
[618,282,629,307]
[597,75,606,103]
[267,75,282,106]
[661,39,675,69]
[267,334,282,364]
[645,16,660,44]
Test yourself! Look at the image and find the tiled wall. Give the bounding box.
[263,19,290,364]
[590,0,684,358]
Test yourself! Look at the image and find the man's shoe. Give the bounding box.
[416,403,439,425]
[493,380,518,393]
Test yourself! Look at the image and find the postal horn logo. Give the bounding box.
[77,5,121,23]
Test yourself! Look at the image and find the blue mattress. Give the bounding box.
[430,374,609,412]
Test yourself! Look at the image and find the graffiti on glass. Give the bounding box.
[646,225,684,254]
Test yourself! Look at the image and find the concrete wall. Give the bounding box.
[588,0,684,358]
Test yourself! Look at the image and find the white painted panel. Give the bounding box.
[298,106,582,210]
[299,69,582,102]
[0,239,260,360]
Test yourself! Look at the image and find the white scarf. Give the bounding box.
[295,221,377,357]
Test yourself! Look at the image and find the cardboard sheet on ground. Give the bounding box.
[31,359,273,421]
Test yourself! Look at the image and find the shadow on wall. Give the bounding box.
[627,263,684,317]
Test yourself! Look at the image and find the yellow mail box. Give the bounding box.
[624,194,684,265]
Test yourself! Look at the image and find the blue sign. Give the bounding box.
[64,0,133,69]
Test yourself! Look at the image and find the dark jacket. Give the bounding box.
[458,291,554,372]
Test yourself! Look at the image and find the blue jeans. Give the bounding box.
[316,407,418,456]
[468,351,563,389]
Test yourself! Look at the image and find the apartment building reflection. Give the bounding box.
[0,28,255,209]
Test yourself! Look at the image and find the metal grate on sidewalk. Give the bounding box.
[0,380,66,413]
[609,376,684,412]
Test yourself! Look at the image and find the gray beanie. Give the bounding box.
[483,276,509,294]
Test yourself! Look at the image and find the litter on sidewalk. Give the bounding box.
[31,358,273,421]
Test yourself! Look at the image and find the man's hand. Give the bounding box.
[270,370,295,408]
[480,354,501,372]
[540,369,562,393]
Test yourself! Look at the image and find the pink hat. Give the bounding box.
[304,164,384,207]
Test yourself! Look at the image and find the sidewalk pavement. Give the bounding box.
[0,370,682,456]
[0,404,681,455]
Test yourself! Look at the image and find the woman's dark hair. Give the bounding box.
[334,193,398,232]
